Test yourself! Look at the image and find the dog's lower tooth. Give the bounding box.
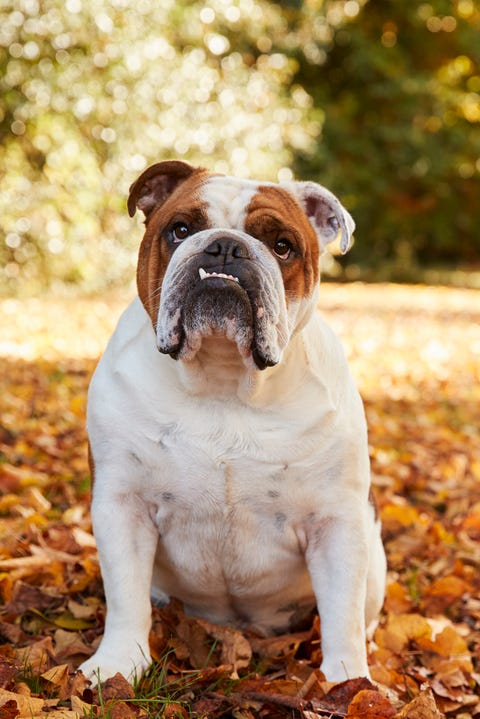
[199,268,208,280]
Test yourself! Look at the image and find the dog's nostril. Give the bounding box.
[204,238,250,260]
[204,240,222,257]
[232,243,249,259]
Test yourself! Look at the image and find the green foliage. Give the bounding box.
[0,0,307,293]
[290,0,480,278]
[1,0,479,293]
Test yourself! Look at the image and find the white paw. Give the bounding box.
[79,645,152,685]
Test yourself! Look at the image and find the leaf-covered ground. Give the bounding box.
[1,283,479,719]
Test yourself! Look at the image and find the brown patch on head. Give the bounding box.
[133,167,212,326]
[244,185,320,303]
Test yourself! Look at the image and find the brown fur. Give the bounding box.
[245,186,320,301]
[134,170,210,326]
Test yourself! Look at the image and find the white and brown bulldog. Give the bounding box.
[79,161,386,685]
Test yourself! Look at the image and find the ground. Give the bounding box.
[0,282,479,719]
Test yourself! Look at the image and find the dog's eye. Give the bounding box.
[171,222,190,242]
[273,238,293,260]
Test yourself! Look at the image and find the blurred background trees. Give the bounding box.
[1,0,479,294]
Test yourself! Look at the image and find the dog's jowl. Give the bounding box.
[79,161,386,684]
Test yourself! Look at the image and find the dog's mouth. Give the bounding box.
[162,262,272,368]
[156,236,288,371]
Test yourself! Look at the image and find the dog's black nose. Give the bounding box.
[204,238,250,261]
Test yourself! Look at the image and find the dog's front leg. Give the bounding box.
[306,515,370,682]
[79,490,158,684]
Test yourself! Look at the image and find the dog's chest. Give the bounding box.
[139,405,322,533]
[134,402,326,562]
[137,412,324,627]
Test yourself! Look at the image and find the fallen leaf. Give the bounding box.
[396,688,443,719]
[0,661,16,690]
[416,625,472,670]
[173,615,211,668]
[71,694,95,715]
[0,700,19,719]
[197,619,252,675]
[420,576,470,614]
[98,673,135,701]
[15,636,55,674]
[318,678,376,714]
[41,663,70,686]
[53,628,93,661]
[67,598,98,620]
[347,689,396,718]
[162,702,189,718]
[0,688,44,717]
[104,699,137,718]
[248,631,311,659]
[190,694,227,717]
[384,582,414,614]
[52,610,95,630]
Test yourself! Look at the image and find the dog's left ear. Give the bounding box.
[283,181,355,254]
[127,160,200,220]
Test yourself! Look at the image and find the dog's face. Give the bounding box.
[128,161,354,370]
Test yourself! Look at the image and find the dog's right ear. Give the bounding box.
[127,161,199,220]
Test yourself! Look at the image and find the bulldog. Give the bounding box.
[79,160,386,685]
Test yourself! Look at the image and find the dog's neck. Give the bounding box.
[175,335,264,401]
[173,331,309,407]
[180,335,249,398]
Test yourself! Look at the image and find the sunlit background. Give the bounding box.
[1,0,479,295]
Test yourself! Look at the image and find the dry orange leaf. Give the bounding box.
[71,695,95,715]
[421,575,470,613]
[416,626,472,667]
[41,663,70,686]
[381,504,421,527]
[347,689,396,718]
[396,688,443,719]
[0,688,44,718]
[384,581,413,614]
[375,614,432,654]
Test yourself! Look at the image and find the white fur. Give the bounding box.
[202,175,260,229]
[79,180,386,686]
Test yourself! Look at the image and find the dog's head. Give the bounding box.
[128,161,354,370]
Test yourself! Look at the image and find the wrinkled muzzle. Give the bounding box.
[156,231,290,370]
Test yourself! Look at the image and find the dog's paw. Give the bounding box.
[79,645,152,685]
